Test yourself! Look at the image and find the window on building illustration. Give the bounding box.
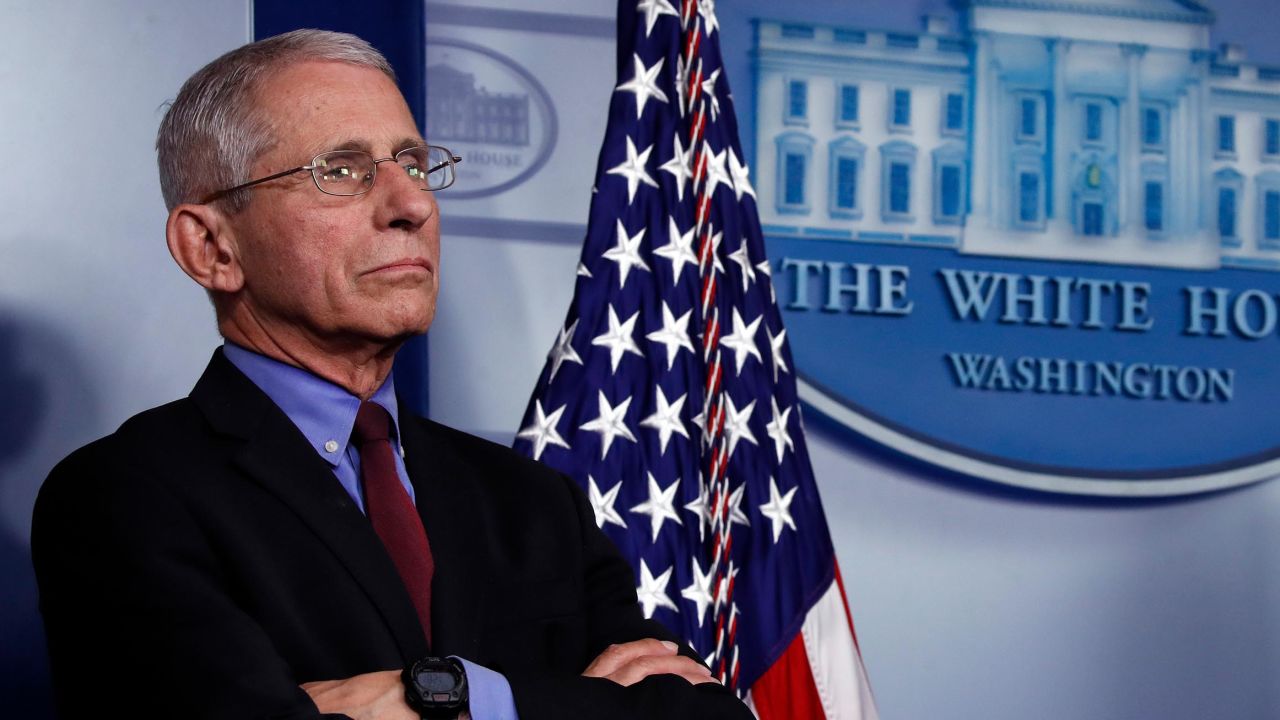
[839,84,859,125]
[835,157,858,211]
[1082,202,1104,236]
[1266,119,1280,158]
[776,131,814,214]
[889,162,911,213]
[1143,108,1161,147]
[1020,98,1037,139]
[944,93,965,134]
[784,153,806,205]
[1144,181,1163,232]
[829,138,866,218]
[787,80,807,122]
[1266,190,1280,240]
[1219,186,1237,239]
[1218,115,1236,154]
[1018,172,1040,224]
[940,165,962,219]
[891,88,911,129]
[1142,105,1166,153]
[1084,102,1103,143]
[880,140,917,222]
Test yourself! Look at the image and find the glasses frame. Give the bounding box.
[200,144,462,204]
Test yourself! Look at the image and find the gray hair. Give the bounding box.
[156,29,396,212]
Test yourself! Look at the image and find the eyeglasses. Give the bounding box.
[201,144,462,204]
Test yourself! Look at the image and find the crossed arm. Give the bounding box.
[301,638,718,719]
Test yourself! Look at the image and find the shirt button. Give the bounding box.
[324,440,339,453]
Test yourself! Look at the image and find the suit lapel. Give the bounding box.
[190,350,429,662]
[399,416,488,661]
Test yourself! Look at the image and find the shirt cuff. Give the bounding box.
[454,656,519,720]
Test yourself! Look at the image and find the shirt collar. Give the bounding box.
[222,342,402,466]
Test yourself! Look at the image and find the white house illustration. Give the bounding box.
[754,0,1280,271]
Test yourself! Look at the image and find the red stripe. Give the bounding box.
[751,631,827,720]
[834,562,863,653]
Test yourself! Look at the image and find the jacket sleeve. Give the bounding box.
[499,472,754,720]
[31,445,344,720]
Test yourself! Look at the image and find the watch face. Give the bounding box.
[415,669,458,693]
[405,657,467,714]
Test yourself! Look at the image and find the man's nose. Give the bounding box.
[373,160,436,230]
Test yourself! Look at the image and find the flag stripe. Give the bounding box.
[749,626,826,720]
[802,570,879,720]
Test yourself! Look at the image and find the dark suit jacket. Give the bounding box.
[32,350,750,720]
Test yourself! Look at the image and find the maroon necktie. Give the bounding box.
[351,401,434,646]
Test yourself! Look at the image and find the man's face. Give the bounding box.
[225,60,440,353]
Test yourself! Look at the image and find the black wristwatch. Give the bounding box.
[403,656,469,719]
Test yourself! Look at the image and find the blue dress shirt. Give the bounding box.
[223,343,519,720]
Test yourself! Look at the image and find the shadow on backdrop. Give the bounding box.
[0,311,102,719]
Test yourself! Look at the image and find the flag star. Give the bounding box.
[767,326,789,381]
[639,386,690,453]
[697,0,720,35]
[675,53,690,116]
[616,54,669,118]
[591,305,643,372]
[577,261,593,278]
[602,220,651,288]
[683,479,711,541]
[681,557,715,627]
[516,401,570,461]
[726,483,752,528]
[645,302,695,370]
[654,217,698,279]
[703,146,732,199]
[659,133,694,201]
[546,319,584,383]
[757,259,775,301]
[636,0,678,37]
[606,136,659,203]
[758,477,799,543]
[700,224,727,277]
[719,308,763,375]
[636,560,679,618]
[700,67,722,119]
[727,242,756,290]
[630,472,683,541]
[728,148,756,201]
[765,397,795,462]
[587,475,628,529]
[722,396,758,457]
[580,391,638,459]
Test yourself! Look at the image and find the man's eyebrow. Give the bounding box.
[393,137,427,154]
[312,137,426,157]
[324,138,374,154]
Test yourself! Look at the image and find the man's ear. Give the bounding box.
[166,203,245,294]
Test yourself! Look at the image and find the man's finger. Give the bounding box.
[604,654,717,687]
[582,638,678,678]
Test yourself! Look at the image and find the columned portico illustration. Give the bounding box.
[755,0,1280,271]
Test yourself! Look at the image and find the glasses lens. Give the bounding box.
[311,151,375,196]
[406,145,456,191]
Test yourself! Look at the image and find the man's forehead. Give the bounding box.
[253,61,423,160]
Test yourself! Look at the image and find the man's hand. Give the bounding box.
[582,638,720,687]
[301,669,420,720]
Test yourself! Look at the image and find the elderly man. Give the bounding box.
[32,30,751,720]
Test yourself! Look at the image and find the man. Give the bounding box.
[31,30,752,720]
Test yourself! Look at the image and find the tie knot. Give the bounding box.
[352,401,392,445]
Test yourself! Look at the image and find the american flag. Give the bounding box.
[514,1,877,717]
